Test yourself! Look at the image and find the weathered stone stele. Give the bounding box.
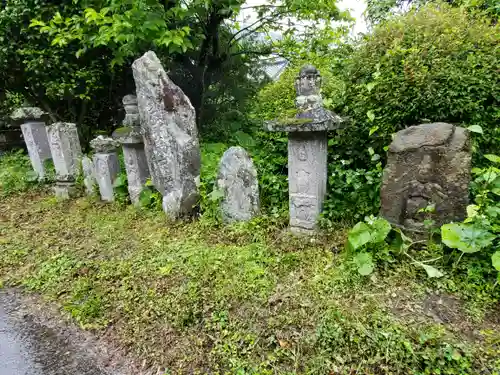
[11,106,51,179]
[265,65,343,233]
[217,146,260,223]
[380,122,471,237]
[81,155,96,195]
[46,122,82,198]
[132,51,201,218]
[112,95,150,204]
[90,136,120,202]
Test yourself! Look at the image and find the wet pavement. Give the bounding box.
[0,290,107,375]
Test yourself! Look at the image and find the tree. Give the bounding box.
[366,0,500,24]
[0,0,133,143]
[31,0,348,128]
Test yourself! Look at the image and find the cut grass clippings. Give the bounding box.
[1,191,499,374]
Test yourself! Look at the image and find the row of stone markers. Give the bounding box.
[10,50,472,237]
[10,51,261,224]
[10,96,150,203]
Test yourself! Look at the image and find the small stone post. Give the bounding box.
[112,95,150,204]
[10,105,51,179]
[90,136,120,202]
[47,122,82,198]
[265,65,343,233]
[81,155,96,195]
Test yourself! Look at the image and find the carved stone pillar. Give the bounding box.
[46,122,82,198]
[112,95,150,204]
[265,65,343,233]
[10,105,51,179]
[90,136,120,202]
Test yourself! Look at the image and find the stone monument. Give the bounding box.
[112,95,150,204]
[265,65,343,233]
[90,136,120,202]
[216,146,260,223]
[11,105,51,179]
[81,155,96,195]
[380,122,471,237]
[47,122,82,198]
[132,51,201,218]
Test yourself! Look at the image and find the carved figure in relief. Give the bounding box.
[400,155,448,230]
[298,144,308,161]
[296,169,311,193]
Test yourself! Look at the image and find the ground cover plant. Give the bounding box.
[1,179,499,373]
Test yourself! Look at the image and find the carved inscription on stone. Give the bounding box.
[380,123,471,237]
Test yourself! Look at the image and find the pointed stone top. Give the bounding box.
[90,135,120,153]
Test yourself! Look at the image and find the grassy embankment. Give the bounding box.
[1,153,499,374]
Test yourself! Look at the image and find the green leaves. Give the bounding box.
[484,154,500,164]
[420,264,444,278]
[366,110,375,122]
[492,251,500,272]
[347,216,391,251]
[441,223,496,253]
[466,125,483,134]
[354,252,374,275]
[347,217,392,276]
[347,222,372,251]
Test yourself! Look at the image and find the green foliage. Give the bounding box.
[0,0,132,144]
[251,3,499,222]
[1,192,499,373]
[137,179,163,211]
[338,4,500,165]
[28,0,347,133]
[440,155,500,277]
[346,215,445,278]
[312,309,474,374]
[0,150,46,196]
[366,0,500,24]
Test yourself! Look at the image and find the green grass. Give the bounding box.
[0,191,499,374]
[0,150,38,196]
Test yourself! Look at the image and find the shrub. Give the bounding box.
[250,3,499,222]
[338,3,500,165]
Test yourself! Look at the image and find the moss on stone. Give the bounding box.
[112,126,132,137]
[278,117,313,126]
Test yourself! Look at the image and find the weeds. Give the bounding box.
[1,192,499,374]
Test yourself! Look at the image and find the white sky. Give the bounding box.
[239,0,368,35]
[339,0,367,34]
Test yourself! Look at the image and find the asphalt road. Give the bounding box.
[0,290,106,375]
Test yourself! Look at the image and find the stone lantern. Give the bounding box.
[112,95,150,204]
[10,104,51,179]
[265,65,343,233]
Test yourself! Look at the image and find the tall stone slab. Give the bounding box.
[380,123,471,238]
[217,146,260,223]
[112,95,150,204]
[265,65,343,233]
[81,155,96,195]
[90,136,120,202]
[11,106,51,179]
[47,122,82,198]
[132,51,201,218]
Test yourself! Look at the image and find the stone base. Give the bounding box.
[54,182,77,199]
[290,226,317,236]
